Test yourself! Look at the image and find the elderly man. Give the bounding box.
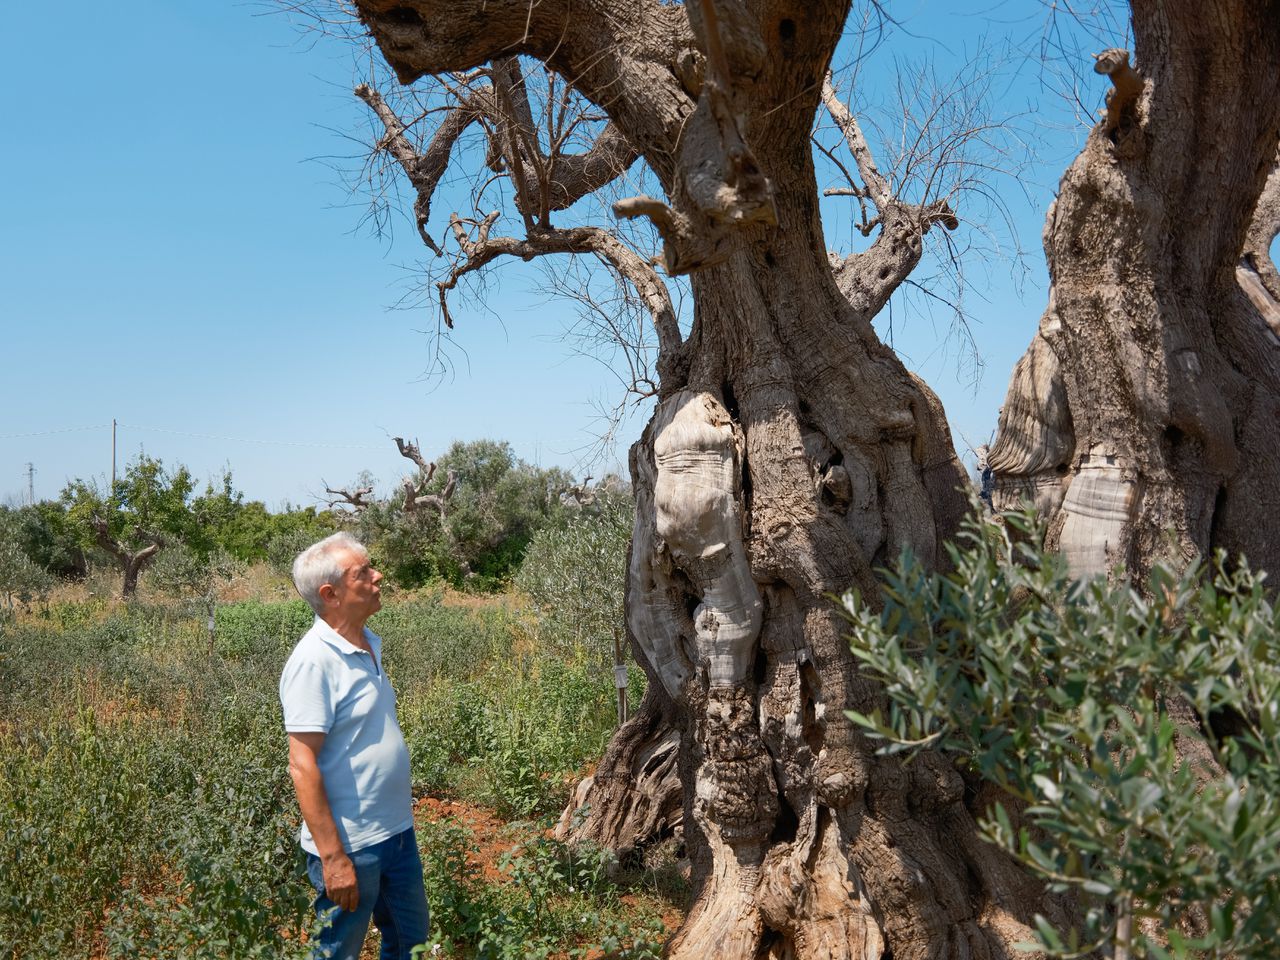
[280,532,428,960]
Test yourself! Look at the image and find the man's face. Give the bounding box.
[327,548,383,621]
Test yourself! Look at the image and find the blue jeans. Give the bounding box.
[305,828,430,960]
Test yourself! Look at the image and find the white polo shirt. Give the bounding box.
[279,618,413,856]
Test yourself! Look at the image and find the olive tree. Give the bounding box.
[62,455,199,599]
[990,13,1280,582]
[844,506,1280,958]
[296,1,1280,956]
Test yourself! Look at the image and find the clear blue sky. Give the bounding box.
[0,1,1111,509]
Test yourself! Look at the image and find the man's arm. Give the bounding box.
[287,732,359,912]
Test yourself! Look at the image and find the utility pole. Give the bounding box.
[111,419,117,491]
[25,462,34,505]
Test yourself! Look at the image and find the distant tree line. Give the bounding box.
[0,438,618,604]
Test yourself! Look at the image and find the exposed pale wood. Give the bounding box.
[323,484,374,511]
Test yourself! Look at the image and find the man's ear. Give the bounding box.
[318,582,339,606]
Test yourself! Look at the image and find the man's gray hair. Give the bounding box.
[292,532,369,614]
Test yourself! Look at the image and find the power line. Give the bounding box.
[116,422,388,451]
[1,421,584,456]
[0,424,110,440]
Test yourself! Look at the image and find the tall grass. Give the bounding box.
[0,584,635,958]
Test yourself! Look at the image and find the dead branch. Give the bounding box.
[356,67,679,362]
[323,484,375,511]
[393,436,436,478]
[821,71,961,320]
[352,0,688,135]
[821,74,893,212]
[392,435,456,516]
[437,218,685,389]
[402,470,456,516]
[356,81,495,255]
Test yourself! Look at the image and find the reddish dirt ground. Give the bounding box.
[414,794,523,885]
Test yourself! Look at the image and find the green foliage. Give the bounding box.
[58,454,202,596]
[359,439,573,590]
[2,501,88,578]
[51,460,336,599]
[0,577,650,959]
[0,509,55,616]
[392,626,620,818]
[191,473,338,565]
[0,620,311,959]
[63,454,199,554]
[374,589,513,679]
[416,820,665,960]
[152,543,242,602]
[515,491,632,666]
[843,508,1280,959]
[434,440,572,588]
[213,598,316,660]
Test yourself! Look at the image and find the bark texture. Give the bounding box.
[351,0,1077,954]
[90,515,161,599]
[991,6,1280,580]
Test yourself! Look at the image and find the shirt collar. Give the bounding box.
[311,617,380,658]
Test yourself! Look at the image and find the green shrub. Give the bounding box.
[214,598,315,659]
[514,493,632,666]
[844,508,1280,959]
[0,615,309,959]
[355,439,574,590]
[373,592,512,683]
[0,711,154,954]
[416,819,664,960]
[0,581,651,958]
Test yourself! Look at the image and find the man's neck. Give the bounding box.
[321,614,371,651]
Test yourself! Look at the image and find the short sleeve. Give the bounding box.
[280,657,334,733]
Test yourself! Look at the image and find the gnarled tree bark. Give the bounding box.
[332,0,1280,955]
[90,515,162,599]
[991,7,1280,581]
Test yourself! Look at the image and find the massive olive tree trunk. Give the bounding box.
[991,4,1280,580]
[343,1,1140,955]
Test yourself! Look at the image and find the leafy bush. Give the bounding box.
[1,501,87,579]
[0,510,55,616]
[356,439,574,590]
[398,651,618,818]
[373,590,513,682]
[417,819,665,960]
[844,508,1280,959]
[191,475,337,565]
[214,598,315,659]
[515,492,632,666]
[0,580,648,958]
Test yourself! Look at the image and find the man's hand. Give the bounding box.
[321,850,359,912]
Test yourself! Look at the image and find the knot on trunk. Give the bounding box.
[695,685,778,841]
